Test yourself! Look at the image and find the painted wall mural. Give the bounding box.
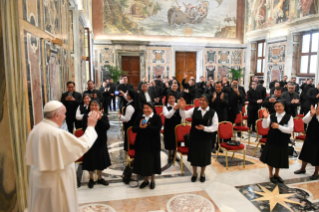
[61,0,68,45]
[100,48,114,64]
[246,0,319,32]
[24,31,44,127]
[43,0,60,36]
[218,51,230,64]
[45,41,62,102]
[63,49,69,91]
[23,0,41,28]
[69,11,74,53]
[102,0,238,38]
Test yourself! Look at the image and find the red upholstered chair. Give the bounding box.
[126,127,137,168]
[253,119,269,156]
[216,121,246,170]
[173,123,191,174]
[185,105,194,123]
[258,109,263,119]
[155,106,163,115]
[160,113,165,134]
[162,96,166,105]
[194,99,200,107]
[292,118,305,146]
[233,112,250,144]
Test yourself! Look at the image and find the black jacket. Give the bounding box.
[83,89,103,103]
[182,79,196,104]
[223,87,243,115]
[61,91,82,119]
[256,84,267,100]
[300,83,314,103]
[303,88,319,110]
[210,92,228,122]
[269,80,277,89]
[138,91,154,105]
[279,80,288,92]
[247,89,261,111]
[281,91,300,117]
[262,96,284,114]
[118,83,134,105]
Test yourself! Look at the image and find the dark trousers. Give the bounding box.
[248,109,258,132]
[110,96,116,111]
[104,97,111,114]
[66,117,80,134]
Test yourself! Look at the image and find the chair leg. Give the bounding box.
[248,131,250,145]
[243,149,246,168]
[215,147,220,161]
[292,139,296,146]
[225,150,228,170]
[253,143,259,156]
[240,131,242,143]
[95,170,98,181]
[231,152,235,160]
[180,153,184,175]
[173,150,177,166]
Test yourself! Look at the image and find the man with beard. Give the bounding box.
[210,82,228,153]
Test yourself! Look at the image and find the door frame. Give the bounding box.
[171,46,204,82]
[115,49,146,81]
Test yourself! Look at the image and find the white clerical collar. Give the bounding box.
[127,100,133,105]
[276,111,285,117]
[84,104,89,108]
[143,112,154,119]
[43,119,59,128]
[198,106,210,112]
[167,103,177,107]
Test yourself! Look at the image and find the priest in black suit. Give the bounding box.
[203,81,215,95]
[148,80,163,106]
[247,81,262,132]
[138,77,147,92]
[61,81,83,133]
[163,83,183,101]
[281,84,300,117]
[262,87,284,114]
[117,75,134,110]
[256,80,267,101]
[223,80,243,123]
[291,77,300,94]
[83,80,104,104]
[138,83,153,104]
[303,84,319,115]
[181,73,196,104]
[279,75,288,92]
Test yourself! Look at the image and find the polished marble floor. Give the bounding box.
[77,112,319,212]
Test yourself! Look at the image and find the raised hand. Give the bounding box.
[212,92,217,102]
[263,108,270,118]
[179,98,186,110]
[87,111,98,127]
[257,99,263,104]
[184,73,188,79]
[310,105,316,116]
[119,90,124,96]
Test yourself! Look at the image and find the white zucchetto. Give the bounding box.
[43,100,63,112]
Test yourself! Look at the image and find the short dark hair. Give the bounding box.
[258,80,264,84]
[291,76,296,80]
[67,81,75,86]
[233,79,239,82]
[275,87,282,92]
[215,82,222,86]
[122,75,127,78]
[157,75,162,78]
[88,80,94,84]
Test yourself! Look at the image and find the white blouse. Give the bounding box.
[75,104,89,121]
[179,106,219,133]
[163,103,177,119]
[303,105,319,124]
[120,100,135,123]
[262,111,294,134]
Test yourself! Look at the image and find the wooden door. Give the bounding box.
[121,56,140,90]
[175,52,196,90]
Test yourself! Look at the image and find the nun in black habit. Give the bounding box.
[120,89,141,151]
[163,93,182,162]
[132,102,162,189]
[179,95,219,183]
[259,100,294,184]
[82,99,111,189]
[75,93,91,129]
[294,105,319,180]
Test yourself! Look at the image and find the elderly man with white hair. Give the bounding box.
[26,100,99,212]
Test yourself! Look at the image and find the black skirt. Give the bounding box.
[133,151,161,176]
[82,145,111,171]
[260,143,289,168]
[187,139,212,167]
[299,137,319,166]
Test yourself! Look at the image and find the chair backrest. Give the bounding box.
[127,127,137,146]
[185,105,194,110]
[194,99,200,107]
[258,109,263,119]
[155,106,163,115]
[175,124,191,143]
[121,106,125,114]
[218,122,233,139]
[293,118,304,133]
[160,113,165,126]
[256,119,269,136]
[234,113,242,124]
[242,105,246,114]
[74,129,84,137]
[162,96,166,104]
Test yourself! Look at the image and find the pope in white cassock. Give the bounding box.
[26,100,99,212]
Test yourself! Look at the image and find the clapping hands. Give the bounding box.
[263,108,270,118]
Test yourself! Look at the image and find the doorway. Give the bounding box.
[121,56,140,90]
[175,52,197,89]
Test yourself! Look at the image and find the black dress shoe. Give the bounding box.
[275,176,284,183]
[294,170,306,174]
[77,182,81,188]
[200,175,206,183]
[218,149,224,153]
[150,181,155,189]
[88,179,95,189]
[97,178,109,186]
[139,181,149,189]
[191,175,198,182]
[211,148,216,153]
[310,175,319,180]
[270,177,277,184]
